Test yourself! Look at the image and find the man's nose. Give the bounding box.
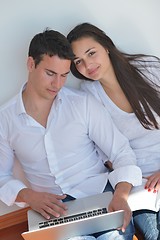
[52,76,62,88]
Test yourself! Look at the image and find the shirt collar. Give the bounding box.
[16,82,63,116]
[16,82,27,115]
[56,88,63,104]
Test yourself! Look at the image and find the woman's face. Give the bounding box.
[71,37,112,81]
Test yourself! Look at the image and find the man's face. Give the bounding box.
[27,54,71,101]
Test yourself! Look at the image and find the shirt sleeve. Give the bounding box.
[0,134,27,207]
[108,165,142,189]
[85,94,142,188]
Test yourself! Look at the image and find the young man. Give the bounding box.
[0,29,141,240]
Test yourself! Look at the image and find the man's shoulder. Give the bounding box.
[61,86,87,99]
[0,95,18,115]
[61,86,102,110]
[81,80,95,88]
[60,86,97,112]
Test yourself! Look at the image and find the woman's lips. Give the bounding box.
[88,66,99,77]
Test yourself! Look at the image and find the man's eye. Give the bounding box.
[46,71,54,76]
[61,74,68,78]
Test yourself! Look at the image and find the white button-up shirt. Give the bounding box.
[0,85,142,207]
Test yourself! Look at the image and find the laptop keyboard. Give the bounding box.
[39,207,107,229]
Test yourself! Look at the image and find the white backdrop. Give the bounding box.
[0,0,160,106]
[0,0,160,214]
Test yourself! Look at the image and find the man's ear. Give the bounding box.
[27,57,35,72]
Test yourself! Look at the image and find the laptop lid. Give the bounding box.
[22,192,124,240]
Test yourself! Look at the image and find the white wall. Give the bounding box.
[0,0,160,214]
[0,0,160,106]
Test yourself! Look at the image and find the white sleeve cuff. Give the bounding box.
[0,179,27,206]
[108,165,142,189]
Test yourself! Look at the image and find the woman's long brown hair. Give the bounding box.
[67,22,160,129]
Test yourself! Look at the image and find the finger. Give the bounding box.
[49,196,68,210]
[54,194,67,200]
[35,207,51,220]
[47,202,67,216]
[107,205,113,213]
[44,204,65,218]
[145,178,157,190]
[121,220,127,233]
[38,203,66,219]
[154,179,160,191]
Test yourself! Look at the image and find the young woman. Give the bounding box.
[67,22,160,240]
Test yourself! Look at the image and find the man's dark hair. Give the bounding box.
[28,28,74,67]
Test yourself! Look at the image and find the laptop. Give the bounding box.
[22,192,124,240]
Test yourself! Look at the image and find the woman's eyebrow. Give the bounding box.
[74,47,94,60]
[85,47,94,53]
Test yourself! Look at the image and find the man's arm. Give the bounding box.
[108,182,132,232]
[0,111,67,219]
[86,94,142,230]
[0,134,28,207]
[86,94,142,187]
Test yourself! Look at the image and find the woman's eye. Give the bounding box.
[74,60,81,65]
[89,51,95,56]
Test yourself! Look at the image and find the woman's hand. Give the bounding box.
[145,171,160,192]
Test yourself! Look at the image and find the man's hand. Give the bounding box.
[145,171,160,192]
[16,188,68,219]
[108,182,132,233]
